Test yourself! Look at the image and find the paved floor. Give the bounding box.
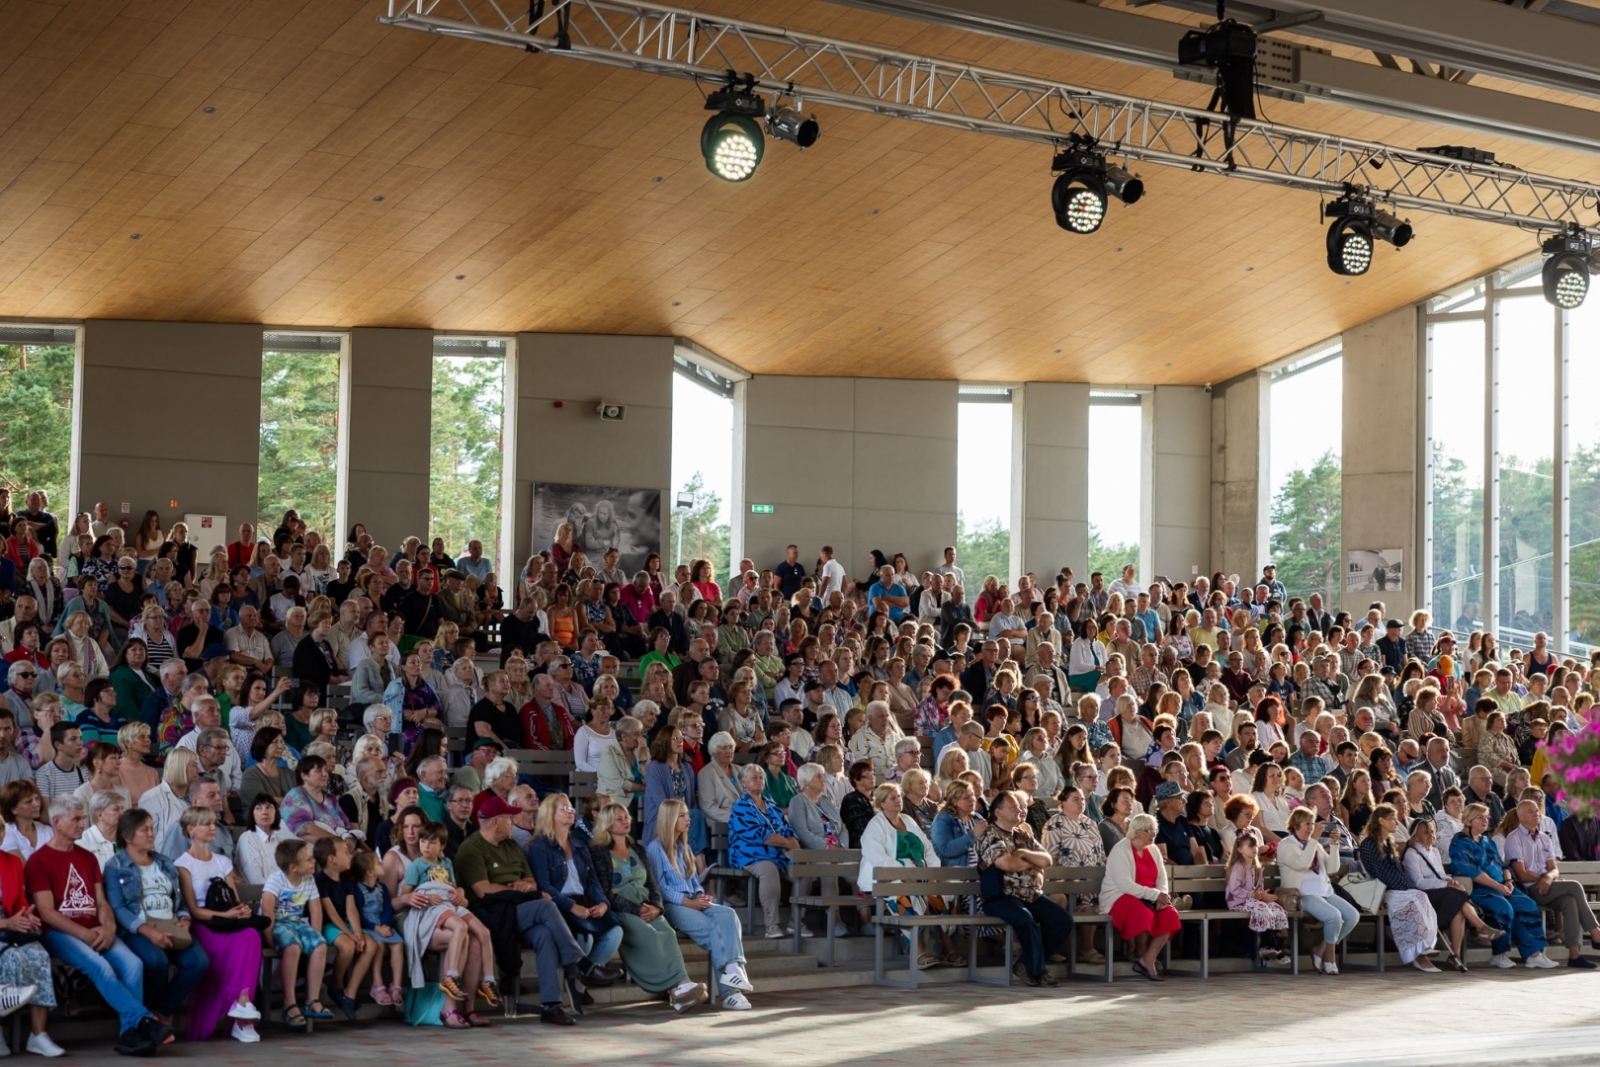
[50,968,1600,1064]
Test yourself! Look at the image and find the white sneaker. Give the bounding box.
[719,964,754,993]
[786,924,815,939]
[230,1021,261,1044]
[24,1033,63,1058]
[1490,952,1516,969]
[764,927,786,939]
[0,986,35,1019]
[719,992,752,1011]
[1526,952,1561,969]
[227,998,261,1021]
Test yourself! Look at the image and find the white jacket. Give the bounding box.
[856,811,940,893]
[1274,831,1343,892]
[1098,836,1168,915]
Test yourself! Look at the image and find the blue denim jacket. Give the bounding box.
[103,849,189,936]
[644,839,706,905]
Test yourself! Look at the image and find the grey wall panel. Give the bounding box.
[1151,386,1212,581]
[745,427,856,509]
[1019,382,1089,578]
[852,432,956,515]
[746,376,856,431]
[347,327,432,549]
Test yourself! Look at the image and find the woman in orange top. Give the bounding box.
[547,583,580,651]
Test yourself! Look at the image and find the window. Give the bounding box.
[1427,319,1487,633]
[1495,292,1555,639]
[957,386,1013,583]
[1087,391,1142,581]
[429,338,506,565]
[671,355,735,587]
[0,326,77,514]
[1569,297,1600,649]
[259,333,342,538]
[1267,344,1342,606]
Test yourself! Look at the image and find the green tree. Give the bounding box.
[0,344,75,506]
[672,472,731,586]
[1087,524,1136,584]
[956,512,1009,589]
[428,356,504,559]
[1269,450,1342,605]
[258,351,340,537]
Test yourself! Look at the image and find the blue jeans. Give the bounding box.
[563,908,624,969]
[1301,893,1361,944]
[515,898,585,1007]
[122,930,211,1016]
[1471,886,1547,960]
[664,900,745,975]
[42,930,151,1032]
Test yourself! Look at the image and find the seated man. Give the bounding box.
[454,797,622,1026]
[1503,798,1600,969]
[27,795,171,1054]
[975,790,1072,987]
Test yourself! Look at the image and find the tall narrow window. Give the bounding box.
[1428,307,1487,633]
[429,338,506,564]
[1267,345,1342,606]
[957,386,1013,584]
[671,356,735,587]
[259,333,342,537]
[1569,297,1600,649]
[1495,291,1555,639]
[1087,391,1142,580]
[0,326,77,512]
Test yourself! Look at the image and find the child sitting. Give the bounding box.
[314,837,380,1020]
[399,821,500,1027]
[351,849,405,1007]
[261,838,332,1029]
[1225,827,1289,961]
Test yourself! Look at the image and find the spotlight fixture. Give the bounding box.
[702,74,765,182]
[766,103,819,148]
[1542,229,1593,309]
[1050,140,1144,235]
[1323,194,1410,276]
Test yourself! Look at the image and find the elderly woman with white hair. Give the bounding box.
[728,761,803,938]
[697,731,743,833]
[597,715,649,803]
[883,737,924,785]
[59,610,110,680]
[79,789,126,869]
[857,781,957,969]
[437,655,482,730]
[1101,812,1184,981]
[846,701,900,778]
[473,755,520,821]
[788,763,848,850]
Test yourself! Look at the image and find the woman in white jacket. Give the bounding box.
[856,783,960,969]
[1276,806,1359,974]
[1099,814,1182,981]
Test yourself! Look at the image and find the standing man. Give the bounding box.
[817,546,847,600]
[775,545,807,600]
[935,546,964,588]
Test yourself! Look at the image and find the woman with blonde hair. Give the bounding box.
[643,802,751,1008]
[935,747,970,794]
[1279,806,1357,974]
[116,721,161,804]
[856,782,954,970]
[143,747,199,844]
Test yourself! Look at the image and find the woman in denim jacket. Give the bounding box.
[103,808,210,1018]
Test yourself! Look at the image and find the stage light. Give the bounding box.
[702,77,765,182]
[1372,210,1413,249]
[766,104,819,148]
[1051,143,1143,234]
[1543,231,1592,309]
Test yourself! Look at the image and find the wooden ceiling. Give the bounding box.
[1,0,1597,384]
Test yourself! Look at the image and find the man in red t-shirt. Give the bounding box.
[27,796,169,1054]
[226,524,257,571]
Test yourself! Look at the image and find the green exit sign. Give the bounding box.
[750,503,775,514]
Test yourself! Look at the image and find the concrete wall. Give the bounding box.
[1016,382,1089,582]
[1150,385,1211,583]
[742,376,957,577]
[78,320,263,534]
[1342,305,1421,617]
[1210,374,1267,584]
[513,334,674,567]
[346,328,433,549]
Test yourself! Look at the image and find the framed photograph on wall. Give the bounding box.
[1346,549,1404,593]
[531,483,661,575]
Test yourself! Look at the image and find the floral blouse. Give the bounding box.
[1041,812,1105,869]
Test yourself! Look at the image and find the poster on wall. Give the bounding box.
[1346,549,1404,593]
[531,483,661,575]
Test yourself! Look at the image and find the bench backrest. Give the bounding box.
[791,849,862,881]
[870,864,981,898]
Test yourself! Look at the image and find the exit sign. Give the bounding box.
[750,503,774,514]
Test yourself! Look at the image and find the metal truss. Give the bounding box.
[381,0,1600,235]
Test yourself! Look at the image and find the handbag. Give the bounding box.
[203,878,270,934]
[147,917,193,951]
[1340,871,1388,913]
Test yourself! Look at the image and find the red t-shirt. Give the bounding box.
[24,845,103,929]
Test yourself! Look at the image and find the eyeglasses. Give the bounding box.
[15,672,36,679]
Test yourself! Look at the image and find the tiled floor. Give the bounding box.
[50,966,1600,1064]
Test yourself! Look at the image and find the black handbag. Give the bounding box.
[203,879,269,933]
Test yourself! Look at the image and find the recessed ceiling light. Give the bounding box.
[455,274,465,280]
[672,301,681,306]
[203,107,215,114]
[1246,266,1254,271]
[130,233,141,240]
[653,176,663,182]
[870,209,879,215]
[373,195,384,202]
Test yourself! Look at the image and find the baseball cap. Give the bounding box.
[477,796,519,820]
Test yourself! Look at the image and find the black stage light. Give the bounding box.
[702,78,765,182]
[1324,196,1376,276]
[766,104,819,148]
[1543,231,1592,309]
[1372,209,1413,249]
[1051,145,1143,234]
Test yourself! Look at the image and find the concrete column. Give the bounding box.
[1209,374,1266,584]
[347,327,433,549]
[1342,306,1422,617]
[1017,382,1089,582]
[512,334,673,563]
[79,320,262,531]
[1150,385,1212,582]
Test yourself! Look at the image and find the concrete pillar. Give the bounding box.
[1210,374,1267,585]
[1017,382,1090,582]
[1150,385,1212,582]
[346,327,433,549]
[79,320,262,532]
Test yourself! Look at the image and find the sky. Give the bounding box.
[958,401,1013,527]
[671,372,735,512]
[1269,356,1343,511]
[1088,402,1142,547]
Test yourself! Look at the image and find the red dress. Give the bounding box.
[1109,846,1183,939]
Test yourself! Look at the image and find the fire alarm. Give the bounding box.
[552,400,564,408]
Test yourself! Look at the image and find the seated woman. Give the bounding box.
[1224,828,1288,962]
[1357,802,1443,972]
[727,762,803,939]
[1250,762,1294,838]
[642,723,698,848]
[236,794,297,886]
[758,740,799,811]
[173,806,267,1042]
[1404,816,1502,973]
[1218,794,1262,856]
[900,768,939,835]
[1278,806,1359,975]
[528,794,625,974]
[930,779,986,868]
[1041,783,1107,965]
[1014,727,1064,800]
[1449,802,1553,969]
[0,836,61,1055]
[588,802,707,1012]
[646,800,754,1009]
[239,727,297,812]
[1100,812,1182,981]
[103,809,211,1020]
[696,730,741,838]
[856,781,959,969]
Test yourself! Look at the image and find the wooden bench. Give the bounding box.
[505,748,598,799]
[1165,864,1305,977]
[1042,865,1116,982]
[705,829,757,931]
[789,849,862,965]
[869,866,1012,990]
